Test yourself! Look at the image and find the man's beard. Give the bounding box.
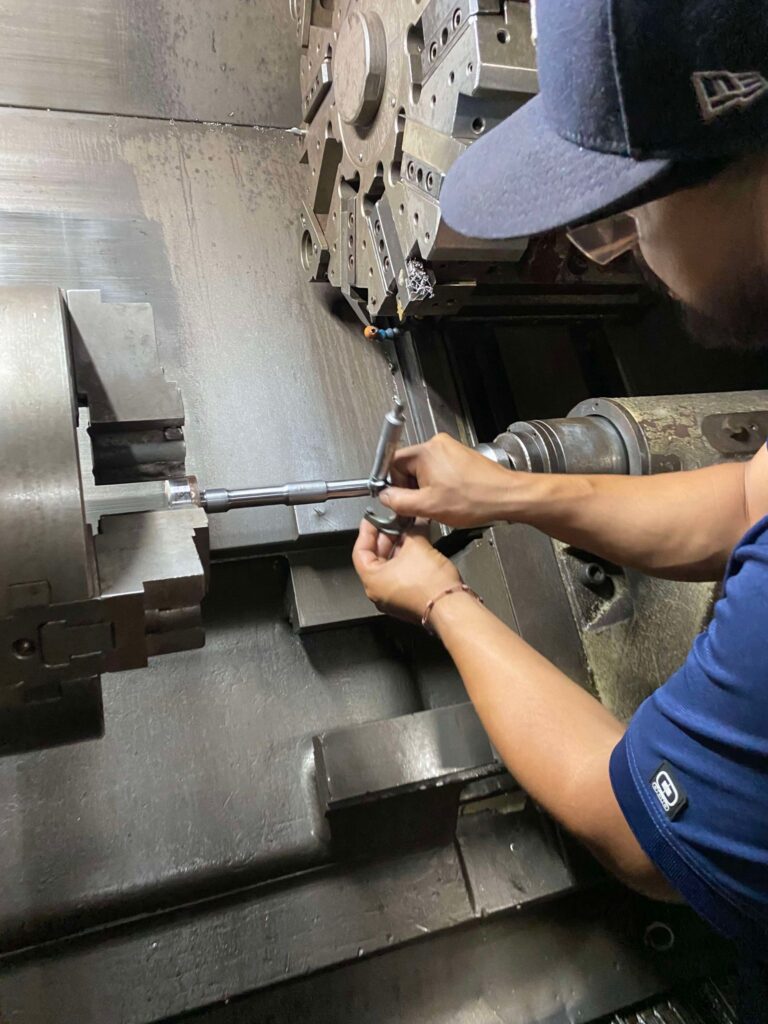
[633,249,768,352]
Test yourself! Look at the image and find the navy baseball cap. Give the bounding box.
[441,0,768,240]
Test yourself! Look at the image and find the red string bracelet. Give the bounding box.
[421,583,484,634]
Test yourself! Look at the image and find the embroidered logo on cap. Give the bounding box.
[650,762,688,821]
[693,71,768,122]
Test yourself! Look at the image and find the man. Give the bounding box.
[352,0,768,1016]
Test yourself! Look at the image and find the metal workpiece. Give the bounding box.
[0,503,209,753]
[0,287,105,751]
[68,289,186,485]
[295,0,538,321]
[0,285,209,754]
[0,286,96,619]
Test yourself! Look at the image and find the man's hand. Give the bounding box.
[379,433,516,528]
[352,519,461,624]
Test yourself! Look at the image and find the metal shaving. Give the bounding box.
[405,258,434,301]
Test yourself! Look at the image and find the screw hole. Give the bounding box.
[12,638,36,659]
[471,116,486,134]
[644,922,676,954]
[497,28,510,44]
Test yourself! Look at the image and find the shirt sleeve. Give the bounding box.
[609,518,768,952]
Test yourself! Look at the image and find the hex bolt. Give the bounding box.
[578,562,607,591]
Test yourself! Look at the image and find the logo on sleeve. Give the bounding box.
[650,762,688,821]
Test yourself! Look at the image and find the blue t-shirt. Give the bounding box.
[610,515,768,958]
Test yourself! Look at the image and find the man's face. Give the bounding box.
[632,154,768,349]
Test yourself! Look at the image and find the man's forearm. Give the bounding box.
[500,461,748,581]
[431,591,675,899]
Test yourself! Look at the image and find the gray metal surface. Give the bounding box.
[0,0,301,127]
[314,701,503,854]
[571,391,768,474]
[0,843,472,1024]
[287,548,382,631]
[0,847,728,1024]
[480,525,592,688]
[0,108,405,551]
[315,701,496,795]
[495,416,630,475]
[0,286,101,751]
[159,891,726,1024]
[0,286,94,615]
[456,802,577,917]
[68,289,186,484]
[0,558,422,950]
[297,0,536,320]
[0,286,209,753]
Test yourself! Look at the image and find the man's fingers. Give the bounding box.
[379,486,428,516]
[352,519,383,573]
[389,446,425,476]
[388,464,416,490]
[376,531,397,559]
[400,529,433,553]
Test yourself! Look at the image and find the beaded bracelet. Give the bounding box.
[421,583,484,634]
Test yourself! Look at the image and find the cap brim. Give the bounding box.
[441,95,673,240]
